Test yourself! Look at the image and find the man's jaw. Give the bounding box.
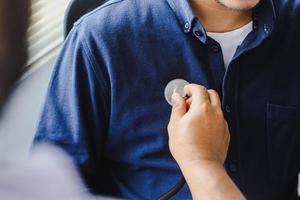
[215,0,260,11]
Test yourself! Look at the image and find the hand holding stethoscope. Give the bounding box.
[160,80,245,200]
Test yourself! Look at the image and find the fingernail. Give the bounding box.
[171,92,181,105]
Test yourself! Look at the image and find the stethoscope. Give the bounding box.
[157,79,190,200]
[164,79,190,106]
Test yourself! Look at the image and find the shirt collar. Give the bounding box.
[166,0,277,35]
[253,0,277,35]
[166,0,196,33]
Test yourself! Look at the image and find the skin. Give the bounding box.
[168,85,245,200]
[216,0,260,10]
[0,0,30,108]
[190,0,260,32]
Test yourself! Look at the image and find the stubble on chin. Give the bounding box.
[214,0,260,11]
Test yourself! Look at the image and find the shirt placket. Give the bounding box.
[189,17,243,187]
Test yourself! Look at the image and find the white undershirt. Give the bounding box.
[207,21,253,69]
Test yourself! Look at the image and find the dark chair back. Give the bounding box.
[64,0,107,38]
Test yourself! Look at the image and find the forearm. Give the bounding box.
[179,161,245,200]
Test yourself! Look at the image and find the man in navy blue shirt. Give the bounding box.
[35,0,300,199]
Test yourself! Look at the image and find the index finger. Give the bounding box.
[184,84,210,109]
[207,89,221,107]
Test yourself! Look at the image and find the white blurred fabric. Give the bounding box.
[0,144,119,200]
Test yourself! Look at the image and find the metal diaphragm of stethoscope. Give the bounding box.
[164,79,190,106]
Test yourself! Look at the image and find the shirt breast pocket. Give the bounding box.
[267,104,300,182]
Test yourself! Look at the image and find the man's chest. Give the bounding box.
[105,39,300,149]
[101,33,300,198]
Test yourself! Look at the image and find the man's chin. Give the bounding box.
[216,0,260,11]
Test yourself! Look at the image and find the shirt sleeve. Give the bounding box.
[33,26,111,194]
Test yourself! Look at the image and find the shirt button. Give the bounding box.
[184,22,190,30]
[229,164,237,173]
[210,45,220,53]
[225,105,231,113]
[263,24,269,34]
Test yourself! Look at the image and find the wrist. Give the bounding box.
[178,159,223,174]
[178,160,225,186]
[178,160,228,199]
[177,160,245,200]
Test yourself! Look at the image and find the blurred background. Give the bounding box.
[0,0,70,162]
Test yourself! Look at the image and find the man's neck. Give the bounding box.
[190,0,253,33]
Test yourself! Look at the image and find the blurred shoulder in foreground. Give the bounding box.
[0,144,121,200]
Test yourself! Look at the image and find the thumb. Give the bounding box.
[170,92,187,123]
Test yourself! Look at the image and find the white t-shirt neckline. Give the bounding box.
[207,21,253,69]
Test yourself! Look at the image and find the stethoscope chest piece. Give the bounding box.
[164,79,189,106]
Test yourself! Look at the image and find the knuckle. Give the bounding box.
[184,83,194,91]
[167,120,180,132]
[195,85,207,92]
[208,89,217,94]
[199,101,210,112]
[177,99,185,107]
[207,89,215,93]
[208,89,218,97]
[167,123,173,132]
[215,108,224,118]
[186,84,206,92]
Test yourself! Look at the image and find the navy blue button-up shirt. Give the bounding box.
[35,0,300,199]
